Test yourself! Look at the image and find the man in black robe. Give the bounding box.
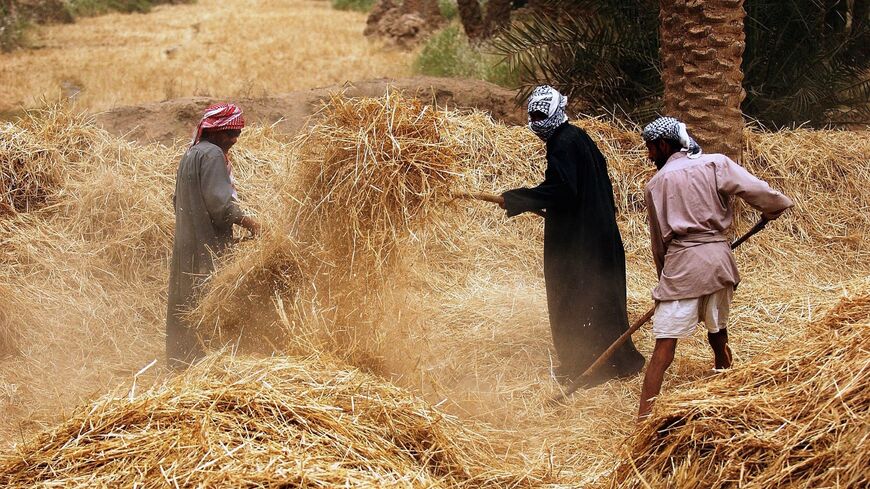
[496,86,645,384]
[166,103,261,369]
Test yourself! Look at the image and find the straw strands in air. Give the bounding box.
[609,288,870,488]
[192,92,464,367]
[0,355,541,489]
[295,91,460,271]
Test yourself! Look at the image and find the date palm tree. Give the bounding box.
[494,0,869,147]
[456,0,514,41]
[658,0,747,159]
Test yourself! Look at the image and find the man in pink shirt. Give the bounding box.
[637,117,794,419]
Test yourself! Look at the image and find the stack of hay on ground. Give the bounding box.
[0,106,180,436]
[608,284,870,488]
[0,119,64,217]
[0,106,177,275]
[0,354,543,488]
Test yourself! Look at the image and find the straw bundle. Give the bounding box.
[0,354,540,488]
[0,119,64,216]
[608,288,870,488]
[295,91,459,272]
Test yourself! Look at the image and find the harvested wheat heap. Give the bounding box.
[609,290,870,488]
[0,355,538,488]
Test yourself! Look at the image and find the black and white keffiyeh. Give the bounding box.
[527,85,568,141]
[641,116,703,159]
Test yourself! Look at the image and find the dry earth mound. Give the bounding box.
[0,355,539,488]
[364,0,446,48]
[94,77,525,145]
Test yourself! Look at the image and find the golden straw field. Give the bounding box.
[0,1,868,487]
[0,0,414,113]
[0,93,867,487]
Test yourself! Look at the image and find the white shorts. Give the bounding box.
[652,287,734,339]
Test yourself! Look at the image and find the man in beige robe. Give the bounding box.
[637,117,794,419]
[166,103,261,369]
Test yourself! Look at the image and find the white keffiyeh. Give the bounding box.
[527,85,568,141]
[642,116,703,159]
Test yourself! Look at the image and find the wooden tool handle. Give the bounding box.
[452,191,547,218]
[453,191,503,204]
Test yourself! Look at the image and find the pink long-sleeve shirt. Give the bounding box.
[645,152,794,301]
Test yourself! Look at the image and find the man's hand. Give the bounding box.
[239,215,262,237]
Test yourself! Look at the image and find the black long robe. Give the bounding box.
[503,122,645,382]
[166,141,244,368]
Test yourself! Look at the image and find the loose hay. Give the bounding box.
[0,121,63,216]
[295,91,459,272]
[0,355,540,488]
[609,288,870,488]
[0,284,20,358]
[193,92,463,368]
[191,231,308,352]
[1,95,869,487]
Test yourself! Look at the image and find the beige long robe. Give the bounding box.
[166,141,245,367]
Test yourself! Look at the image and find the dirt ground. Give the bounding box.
[95,76,526,145]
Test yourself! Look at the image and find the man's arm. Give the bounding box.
[716,157,794,219]
[199,151,248,228]
[500,139,578,217]
[645,189,667,278]
[501,167,574,217]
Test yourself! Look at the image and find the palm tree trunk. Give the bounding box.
[659,0,746,160]
[457,0,486,41]
[400,0,443,20]
[484,0,513,37]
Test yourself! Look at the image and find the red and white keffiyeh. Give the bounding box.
[190,103,246,196]
[190,103,246,147]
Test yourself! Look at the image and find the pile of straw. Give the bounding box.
[2,95,869,486]
[0,106,177,440]
[295,91,459,270]
[0,355,539,488]
[609,286,870,488]
[0,120,63,217]
[0,106,177,275]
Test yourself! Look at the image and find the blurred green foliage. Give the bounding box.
[331,0,376,13]
[415,23,517,88]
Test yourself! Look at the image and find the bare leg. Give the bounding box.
[707,328,732,369]
[638,338,677,420]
